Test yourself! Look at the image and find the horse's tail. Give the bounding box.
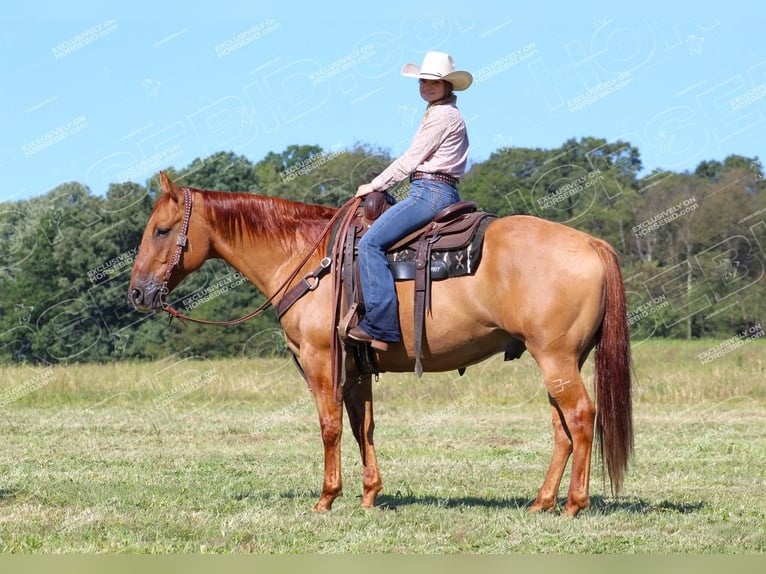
[590,239,633,496]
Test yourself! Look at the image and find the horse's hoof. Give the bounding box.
[528,498,556,514]
[313,498,335,512]
[563,500,588,517]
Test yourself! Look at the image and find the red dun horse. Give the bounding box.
[128,172,633,517]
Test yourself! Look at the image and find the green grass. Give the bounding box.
[0,340,764,553]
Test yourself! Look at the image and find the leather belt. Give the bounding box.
[410,171,459,187]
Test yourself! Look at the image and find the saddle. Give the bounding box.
[334,191,496,378]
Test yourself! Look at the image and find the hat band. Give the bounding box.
[420,72,446,79]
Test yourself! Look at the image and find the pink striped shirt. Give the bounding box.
[370,101,469,191]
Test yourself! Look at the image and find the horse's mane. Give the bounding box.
[197,189,338,251]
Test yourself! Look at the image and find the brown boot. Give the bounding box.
[347,326,389,351]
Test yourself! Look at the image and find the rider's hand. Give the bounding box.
[355,183,376,197]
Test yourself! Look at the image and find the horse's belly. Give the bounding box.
[376,331,515,373]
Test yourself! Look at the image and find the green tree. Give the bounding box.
[173,151,258,192]
[2,139,765,364]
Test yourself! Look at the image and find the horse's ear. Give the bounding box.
[159,171,182,202]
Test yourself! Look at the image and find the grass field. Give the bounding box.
[0,339,764,554]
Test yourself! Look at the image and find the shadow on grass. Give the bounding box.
[375,492,530,511]
[374,492,706,515]
[230,489,705,516]
[0,488,21,503]
[589,496,705,515]
[232,489,317,502]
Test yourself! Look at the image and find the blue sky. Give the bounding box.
[2,1,764,201]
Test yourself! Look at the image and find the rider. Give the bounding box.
[348,51,473,351]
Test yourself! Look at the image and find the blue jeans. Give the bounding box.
[356,179,461,342]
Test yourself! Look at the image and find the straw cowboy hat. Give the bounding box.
[401,51,473,91]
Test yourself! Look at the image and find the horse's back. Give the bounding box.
[481,214,607,291]
[486,213,606,256]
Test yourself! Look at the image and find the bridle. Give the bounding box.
[160,186,192,300]
[157,187,357,326]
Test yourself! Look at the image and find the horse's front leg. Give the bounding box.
[343,374,383,508]
[314,395,343,511]
[307,371,344,511]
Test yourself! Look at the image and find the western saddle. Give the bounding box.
[332,192,496,378]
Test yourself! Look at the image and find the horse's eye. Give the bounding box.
[155,227,170,237]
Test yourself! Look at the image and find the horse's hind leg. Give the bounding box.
[343,374,383,507]
[529,399,573,513]
[529,355,595,517]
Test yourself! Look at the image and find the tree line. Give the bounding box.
[1,137,764,365]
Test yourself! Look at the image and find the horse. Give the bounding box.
[128,171,633,517]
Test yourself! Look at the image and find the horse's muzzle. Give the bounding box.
[128,281,163,312]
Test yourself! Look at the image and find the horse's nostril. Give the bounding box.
[130,288,141,303]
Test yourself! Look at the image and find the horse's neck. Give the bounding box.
[212,231,291,297]
[201,192,330,297]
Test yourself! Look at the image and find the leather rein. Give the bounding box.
[158,187,358,326]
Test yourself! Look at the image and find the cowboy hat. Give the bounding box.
[401,51,473,91]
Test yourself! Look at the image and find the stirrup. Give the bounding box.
[345,326,389,351]
[336,302,359,340]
